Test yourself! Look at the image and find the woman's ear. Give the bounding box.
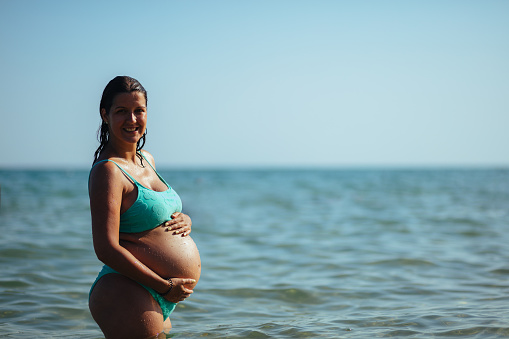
[100,108,108,124]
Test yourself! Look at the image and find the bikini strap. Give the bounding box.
[139,151,171,188]
[91,159,138,185]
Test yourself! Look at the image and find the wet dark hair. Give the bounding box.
[94,76,148,164]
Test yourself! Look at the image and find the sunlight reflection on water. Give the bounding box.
[1,169,509,338]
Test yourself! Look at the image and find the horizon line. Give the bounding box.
[1,163,508,171]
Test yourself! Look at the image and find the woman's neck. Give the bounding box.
[102,142,140,164]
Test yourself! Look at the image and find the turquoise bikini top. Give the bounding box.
[91,154,182,233]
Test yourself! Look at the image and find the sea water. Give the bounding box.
[1,168,508,338]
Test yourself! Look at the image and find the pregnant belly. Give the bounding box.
[120,227,201,288]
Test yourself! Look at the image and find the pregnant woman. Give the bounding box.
[88,76,201,338]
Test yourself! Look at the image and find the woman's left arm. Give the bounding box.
[164,212,192,236]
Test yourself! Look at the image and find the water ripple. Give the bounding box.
[1,169,509,338]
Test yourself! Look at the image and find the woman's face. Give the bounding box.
[101,91,147,146]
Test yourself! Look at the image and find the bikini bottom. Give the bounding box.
[89,265,177,320]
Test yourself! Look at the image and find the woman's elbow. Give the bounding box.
[93,242,118,264]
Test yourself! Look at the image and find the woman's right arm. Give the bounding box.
[89,162,194,301]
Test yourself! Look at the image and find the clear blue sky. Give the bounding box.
[1,0,508,169]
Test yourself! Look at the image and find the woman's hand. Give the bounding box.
[164,212,192,236]
[163,278,196,303]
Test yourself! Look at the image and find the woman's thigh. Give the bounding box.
[89,273,165,339]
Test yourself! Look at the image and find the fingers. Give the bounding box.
[181,287,194,295]
[164,213,184,227]
[164,278,197,303]
[164,214,180,226]
[176,225,191,236]
[177,289,193,302]
[164,223,190,236]
[180,278,197,286]
[175,278,196,294]
[164,218,182,230]
[173,278,196,286]
[163,213,192,236]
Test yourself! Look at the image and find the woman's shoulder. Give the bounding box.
[140,149,154,160]
[89,158,124,187]
[140,150,157,168]
[91,157,121,172]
